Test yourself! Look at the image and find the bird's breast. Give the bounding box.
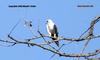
[48,24,54,30]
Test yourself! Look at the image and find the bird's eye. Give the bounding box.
[45,21,48,24]
[46,21,48,23]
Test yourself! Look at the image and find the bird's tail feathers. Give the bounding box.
[51,34,59,47]
[52,37,59,47]
[55,41,59,47]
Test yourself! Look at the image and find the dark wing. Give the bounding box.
[54,24,58,37]
[53,24,59,47]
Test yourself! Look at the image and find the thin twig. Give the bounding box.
[9,20,21,35]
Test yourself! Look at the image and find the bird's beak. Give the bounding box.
[45,21,48,24]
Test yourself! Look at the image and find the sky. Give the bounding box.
[0,0,100,60]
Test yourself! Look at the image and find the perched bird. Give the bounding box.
[46,19,59,47]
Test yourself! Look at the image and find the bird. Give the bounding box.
[46,19,59,47]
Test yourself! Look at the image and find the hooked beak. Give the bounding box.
[45,20,48,24]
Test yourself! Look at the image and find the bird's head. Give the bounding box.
[46,19,54,24]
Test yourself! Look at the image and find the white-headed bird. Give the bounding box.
[46,19,59,47]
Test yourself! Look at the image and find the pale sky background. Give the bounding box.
[0,0,100,60]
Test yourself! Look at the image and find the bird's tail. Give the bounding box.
[52,37,59,47]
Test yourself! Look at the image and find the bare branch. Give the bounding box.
[0,16,100,60]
